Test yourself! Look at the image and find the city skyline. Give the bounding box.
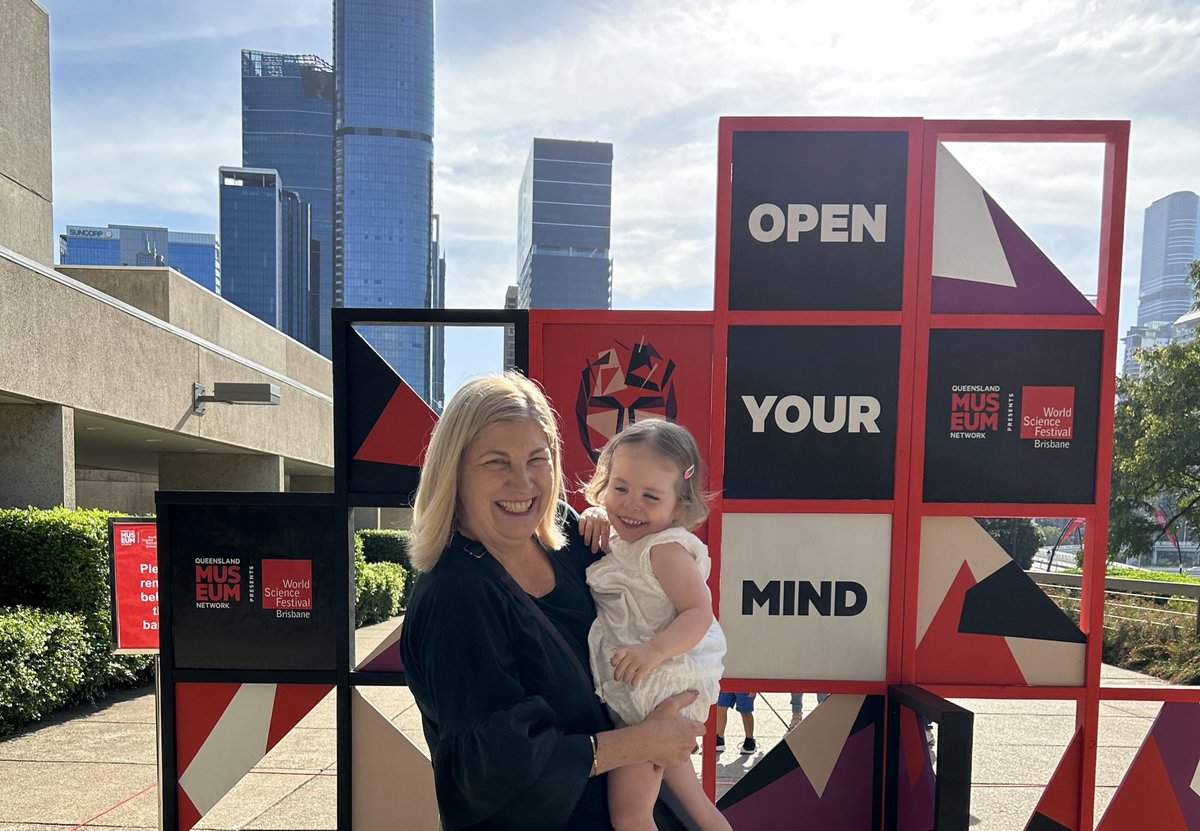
[41,0,1200,390]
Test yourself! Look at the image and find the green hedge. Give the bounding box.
[0,607,95,735]
[0,508,154,734]
[356,562,407,628]
[356,529,417,608]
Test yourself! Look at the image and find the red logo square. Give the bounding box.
[1020,386,1075,440]
[261,559,313,610]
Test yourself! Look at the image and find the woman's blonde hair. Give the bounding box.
[582,419,710,530]
[410,372,566,571]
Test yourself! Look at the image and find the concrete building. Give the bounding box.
[58,224,221,292]
[0,0,340,516]
[517,138,613,310]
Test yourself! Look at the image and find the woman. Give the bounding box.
[399,373,703,831]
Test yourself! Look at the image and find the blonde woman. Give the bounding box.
[399,373,703,831]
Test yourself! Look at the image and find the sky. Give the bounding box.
[41,0,1200,396]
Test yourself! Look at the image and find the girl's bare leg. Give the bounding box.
[662,760,733,831]
[608,761,664,831]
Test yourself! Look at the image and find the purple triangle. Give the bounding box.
[1147,702,1200,827]
[360,642,404,672]
[722,725,876,830]
[931,191,1098,315]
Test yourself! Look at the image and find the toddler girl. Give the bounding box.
[581,419,730,831]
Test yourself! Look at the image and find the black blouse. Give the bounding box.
[399,523,613,830]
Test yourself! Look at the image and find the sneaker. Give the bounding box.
[715,735,725,751]
[740,738,757,755]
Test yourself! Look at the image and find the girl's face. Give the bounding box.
[602,443,682,543]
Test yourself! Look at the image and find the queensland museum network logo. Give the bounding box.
[194,557,242,609]
[948,384,1074,449]
[577,337,679,463]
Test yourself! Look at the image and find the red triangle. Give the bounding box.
[177,785,203,831]
[915,562,1026,684]
[1097,736,1190,831]
[175,682,242,775]
[266,684,334,752]
[354,381,438,467]
[901,706,929,789]
[1029,728,1082,829]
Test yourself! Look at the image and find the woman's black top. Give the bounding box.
[398,523,613,830]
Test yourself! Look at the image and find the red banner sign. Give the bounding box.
[110,519,159,653]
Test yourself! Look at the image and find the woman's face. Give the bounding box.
[457,418,554,553]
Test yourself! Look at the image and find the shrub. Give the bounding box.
[0,508,154,706]
[356,562,406,628]
[356,529,417,608]
[0,607,95,735]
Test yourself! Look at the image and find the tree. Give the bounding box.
[977,518,1040,569]
[1109,260,1200,561]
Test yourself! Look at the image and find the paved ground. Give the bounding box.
[0,619,1168,830]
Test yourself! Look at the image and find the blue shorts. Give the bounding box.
[717,692,755,713]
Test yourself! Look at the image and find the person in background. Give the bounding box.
[714,691,756,755]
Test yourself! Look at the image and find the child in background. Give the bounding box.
[579,419,731,831]
[715,691,757,754]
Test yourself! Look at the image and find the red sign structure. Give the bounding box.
[108,518,159,653]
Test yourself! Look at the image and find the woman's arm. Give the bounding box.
[592,690,705,773]
[609,541,714,688]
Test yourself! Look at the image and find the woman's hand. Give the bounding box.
[578,506,611,554]
[611,642,665,688]
[639,691,705,768]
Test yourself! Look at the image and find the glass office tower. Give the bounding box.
[334,0,435,403]
[1137,191,1200,326]
[219,167,284,328]
[517,138,613,310]
[281,190,313,346]
[59,224,220,291]
[242,50,333,356]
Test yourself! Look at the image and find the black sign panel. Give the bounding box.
[724,326,900,499]
[165,502,341,670]
[728,130,908,311]
[923,329,1102,504]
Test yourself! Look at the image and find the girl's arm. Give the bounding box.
[610,541,713,688]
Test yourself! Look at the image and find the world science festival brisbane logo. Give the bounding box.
[948,384,1075,450]
[193,557,314,619]
[576,338,679,463]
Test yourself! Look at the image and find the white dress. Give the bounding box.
[586,526,726,725]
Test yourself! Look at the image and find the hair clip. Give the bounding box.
[682,464,695,481]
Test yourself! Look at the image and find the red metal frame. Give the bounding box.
[527,117,1198,827]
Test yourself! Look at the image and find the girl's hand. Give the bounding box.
[579,506,611,554]
[611,642,665,688]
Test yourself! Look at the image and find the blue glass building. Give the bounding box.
[334,0,436,403]
[58,224,220,291]
[242,50,333,356]
[517,138,613,310]
[217,166,309,345]
[1137,191,1200,326]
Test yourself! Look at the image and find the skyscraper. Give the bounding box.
[503,284,518,371]
[218,167,313,345]
[430,214,446,413]
[241,50,333,356]
[59,224,220,291]
[334,0,436,403]
[1136,191,1200,326]
[517,138,613,310]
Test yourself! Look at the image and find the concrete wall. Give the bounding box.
[0,403,74,509]
[76,468,157,515]
[0,0,53,266]
[1,257,333,470]
[58,266,332,396]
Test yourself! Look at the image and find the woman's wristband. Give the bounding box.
[589,733,599,777]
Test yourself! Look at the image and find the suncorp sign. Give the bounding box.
[67,226,114,239]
